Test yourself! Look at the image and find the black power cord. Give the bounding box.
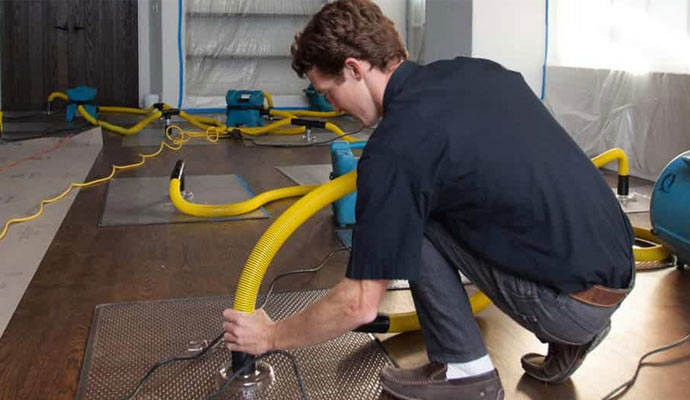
[601,332,690,399]
[257,247,350,309]
[122,247,350,400]
[123,332,225,400]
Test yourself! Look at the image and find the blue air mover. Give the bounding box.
[650,150,690,267]
[66,85,98,122]
[330,140,366,226]
[304,84,334,112]
[226,90,265,127]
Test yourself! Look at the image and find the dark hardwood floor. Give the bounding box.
[0,125,688,400]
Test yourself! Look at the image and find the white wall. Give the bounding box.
[420,0,472,64]
[472,0,545,96]
[138,0,181,107]
[376,0,407,43]
[138,0,151,107]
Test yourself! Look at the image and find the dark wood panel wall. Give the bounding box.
[2,0,139,111]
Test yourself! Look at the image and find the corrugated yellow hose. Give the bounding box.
[633,226,671,262]
[234,171,358,312]
[590,148,670,262]
[232,170,491,335]
[386,292,492,333]
[78,104,162,136]
[286,110,345,118]
[47,91,69,103]
[99,106,154,115]
[169,174,317,217]
[591,148,629,175]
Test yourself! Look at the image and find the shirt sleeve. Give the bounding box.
[346,153,431,280]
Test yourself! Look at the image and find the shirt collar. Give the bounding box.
[382,60,418,113]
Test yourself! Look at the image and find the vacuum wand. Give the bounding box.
[231,351,256,376]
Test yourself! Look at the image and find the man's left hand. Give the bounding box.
[222,308,276,355]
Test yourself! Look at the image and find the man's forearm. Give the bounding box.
[271,279,383,350]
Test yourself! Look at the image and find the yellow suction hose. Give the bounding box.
[234,171,357,312]
[169,179,317,219]
[386,292,492,333]
[591,148,629,175]
[232,169,490,333]
[77,105,162,136]
[633,226,671,262]
[99,106,154,115]
[590,148,670,262]
[48,91,69,103]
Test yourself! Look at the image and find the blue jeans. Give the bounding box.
[411,221,634,363]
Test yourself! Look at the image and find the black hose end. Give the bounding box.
[171,160,186,194]
[353,313,390,333]
[618,175,630,196]
[232,351,256,376]
[291,118,327,129]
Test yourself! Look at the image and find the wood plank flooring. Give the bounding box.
[0,127,688,400]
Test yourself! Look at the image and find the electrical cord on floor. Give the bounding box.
[256,247,350,309]
[0,124,218,241]
[123,332,225,400]
[122,247,349,400]
[601,332,690,400]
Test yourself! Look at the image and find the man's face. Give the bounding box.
[307,65,379,127]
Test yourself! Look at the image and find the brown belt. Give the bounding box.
[568,284,629,308]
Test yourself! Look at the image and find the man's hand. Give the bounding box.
[222,308,276,355]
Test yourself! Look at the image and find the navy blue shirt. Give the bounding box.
[346,58,634,293]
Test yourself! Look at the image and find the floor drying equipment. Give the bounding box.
[330,140,365,226]
[650,150,690,268]
[226,90,265,127]
[304,84,334,112]
[65,85,98,122]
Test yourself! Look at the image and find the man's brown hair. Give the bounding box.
[291,0,407,79]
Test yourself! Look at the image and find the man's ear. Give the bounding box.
[343,57,364,80]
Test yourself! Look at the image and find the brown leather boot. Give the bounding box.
[521,324,611,384]
[380,362,505,400]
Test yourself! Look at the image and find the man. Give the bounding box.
[222,1,635,399]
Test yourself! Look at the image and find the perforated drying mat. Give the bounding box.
[76,290,393,400]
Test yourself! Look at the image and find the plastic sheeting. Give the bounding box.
[545,67,690,181]
[184,0,326,107]
[544,0,690,181]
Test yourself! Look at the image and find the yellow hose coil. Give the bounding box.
[591,148,629,176]
[77,105,162,136]
[387,292,492,333]
[169,179,318,217]
[633,226,671,262]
